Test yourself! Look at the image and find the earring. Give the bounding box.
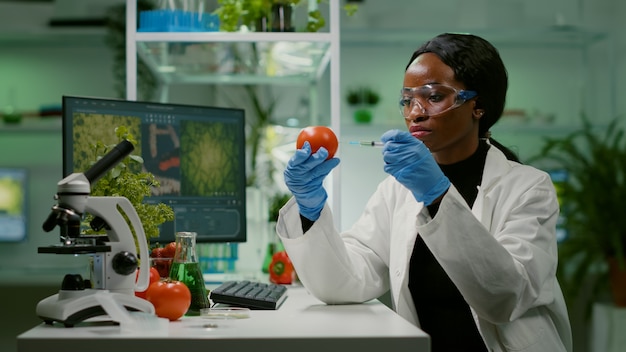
[476,110,484,118]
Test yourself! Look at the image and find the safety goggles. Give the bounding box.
[399,84,478,118]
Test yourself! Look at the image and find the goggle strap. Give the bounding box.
[458,90,478,100]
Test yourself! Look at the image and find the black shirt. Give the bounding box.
[409,140,490,352]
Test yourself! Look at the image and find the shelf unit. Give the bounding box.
[124,0,342,228]
[0,28,106,48]
[135,37,332,118]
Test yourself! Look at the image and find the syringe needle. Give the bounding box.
[348,141,384,147]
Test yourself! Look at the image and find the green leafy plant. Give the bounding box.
[214,0,246,32]
[346,87,380,123]
[528,116,626,313]
[84,126,175,247]
[269,192,292,222]
[302,0,359,32]
[214,0,358,32]
[346,87,380,106]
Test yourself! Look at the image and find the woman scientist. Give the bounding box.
[277,33,572,352]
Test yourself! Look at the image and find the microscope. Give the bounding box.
[36,140,155,327]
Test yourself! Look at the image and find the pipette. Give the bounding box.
[349,141,384,147]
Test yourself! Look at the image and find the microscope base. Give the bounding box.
[36,289,155,327]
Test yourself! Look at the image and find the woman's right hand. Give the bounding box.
[283,141,340,221]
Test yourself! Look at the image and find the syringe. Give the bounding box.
[349,141,384,147]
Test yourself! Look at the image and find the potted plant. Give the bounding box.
[346,86,380,123]
[83,126,175,252]
[528,116,626,314]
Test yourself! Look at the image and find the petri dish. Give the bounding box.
[200,307,251,319]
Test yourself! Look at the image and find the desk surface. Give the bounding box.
[18,286,430,352]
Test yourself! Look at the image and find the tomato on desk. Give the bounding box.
[146,279,192,321]
[134,267,161,299]
[269,251,295,285]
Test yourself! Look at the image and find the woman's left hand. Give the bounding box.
[381,130,450,205]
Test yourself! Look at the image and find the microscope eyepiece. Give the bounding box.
[83,140,135,184]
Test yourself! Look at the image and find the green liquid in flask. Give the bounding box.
[169,261,210,314]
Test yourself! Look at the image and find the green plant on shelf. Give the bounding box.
[346,86,380,123]
[214,0,358,32]
[346,87,380,106]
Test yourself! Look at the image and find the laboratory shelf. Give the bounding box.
[135,31,334,43]
[125,0,342,228]
[137,40,331,85]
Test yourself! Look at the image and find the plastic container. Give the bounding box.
[138,10,219,32]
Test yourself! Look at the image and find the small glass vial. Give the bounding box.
[270,3,294,32]
[169,231,210,315]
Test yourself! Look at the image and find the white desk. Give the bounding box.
[17,286,430,352]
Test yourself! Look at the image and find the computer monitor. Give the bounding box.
[62,96,247,244]
[0,167,28,242]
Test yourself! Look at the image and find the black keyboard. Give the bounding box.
[210,280,288,310]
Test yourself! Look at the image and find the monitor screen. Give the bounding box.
[0,168,28,242]
[62,96,247,244]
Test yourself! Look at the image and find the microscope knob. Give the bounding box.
[112,251,139,276]
[61,274,86,290]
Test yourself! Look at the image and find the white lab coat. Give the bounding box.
[276,144,572,352]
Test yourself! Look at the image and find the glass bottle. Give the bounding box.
[169,231,210,315]
[270,3,294,32]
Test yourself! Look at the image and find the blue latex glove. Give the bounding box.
[381,130,450,206]
[284,141,340,221]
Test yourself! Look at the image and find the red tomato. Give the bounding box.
[146,279,191,321]
[135,267,161,299]
[151,246,165,258]
[151,258,173,278]
[296,126,338,160]
[162,242,177,258]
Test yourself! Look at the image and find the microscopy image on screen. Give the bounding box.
[141,122,181,196]
[180,120,241,196]
[0,168,27,242]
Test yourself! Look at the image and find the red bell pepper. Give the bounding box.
[269,250,295,284]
